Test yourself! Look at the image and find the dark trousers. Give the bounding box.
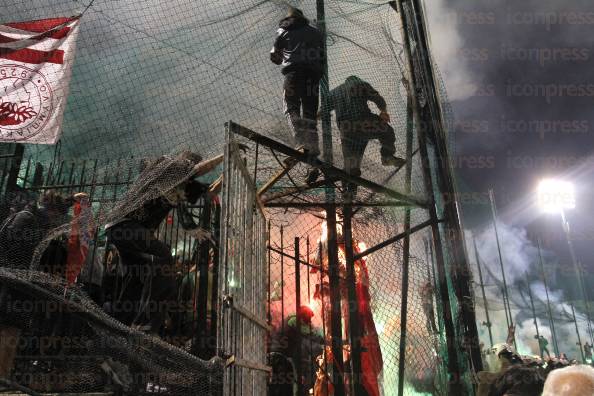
[339,115,396,176]
[283,69,321,156]
[105,220,176,331]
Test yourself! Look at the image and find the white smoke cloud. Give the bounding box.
[468,223,593,359]
[424,0,477,101]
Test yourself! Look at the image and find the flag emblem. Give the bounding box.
[0,17,80,144]
[0,65,53,138]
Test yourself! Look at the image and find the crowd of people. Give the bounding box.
[478,335,594,395]
[0,150,223,371]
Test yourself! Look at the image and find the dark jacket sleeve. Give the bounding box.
[8,211,37,234]
[363,82,387,112]
[6,211,41,248]
[270,28,285,65]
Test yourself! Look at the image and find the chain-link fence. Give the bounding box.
[0,0,479,394]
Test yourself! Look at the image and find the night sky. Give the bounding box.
[430,0,594,290]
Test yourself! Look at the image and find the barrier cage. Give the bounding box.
[0,0,481,395]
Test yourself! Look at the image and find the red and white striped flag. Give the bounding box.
[0,16,80,144]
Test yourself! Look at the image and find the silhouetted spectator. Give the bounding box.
[488,365,545,396]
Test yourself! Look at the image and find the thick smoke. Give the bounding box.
[468,222,592,359]
[424,0,477,101]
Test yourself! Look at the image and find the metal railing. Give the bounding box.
[218,125,270,395]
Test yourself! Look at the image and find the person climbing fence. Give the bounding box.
[327,75,406,179]
[270,7,324,159]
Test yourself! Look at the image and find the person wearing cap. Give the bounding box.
[104,151,222,334]
[270,7,324,159]
[327,76,406,180]
[269,305,324,396]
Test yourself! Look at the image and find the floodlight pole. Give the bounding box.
[559,209,593,343]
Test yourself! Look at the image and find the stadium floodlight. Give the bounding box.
[536,178,591,354]
[537,179,575,213]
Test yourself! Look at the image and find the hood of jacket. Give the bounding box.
[279,16,309,30]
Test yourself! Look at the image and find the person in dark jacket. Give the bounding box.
[270,7,324,158]
[328,75,406,178]
[269,305,324,396]
[104,151,222,334]
[488,365,545,396]
[0,201,43,268]
[0,190,74,269]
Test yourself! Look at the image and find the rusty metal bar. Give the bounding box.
[354,218,436,260]
[228,121,427,208]
[326,209,345,396]
[343,206,362,394]
[265,201,410,208]
[294,237,302,394]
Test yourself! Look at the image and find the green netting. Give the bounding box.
[0,1,476,395]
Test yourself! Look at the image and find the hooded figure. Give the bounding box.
[270,7,324,158]
[103,151,222,333]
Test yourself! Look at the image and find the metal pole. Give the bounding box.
[488,190,514,337]
[397,67,415,396]
[5,144,24,192]
[281,226,285,332]
[316,1,344,392]
[578,261,594,345]
[316,0,332,164]
[194,199,212,359]
[399,0,483,378]
[326,210,345,396]
[526,277,541,358]
[210,204,222,350]
[398,1,467,392]
[472,236,494,348]
[294,237,303,395]
[538,238,559,356]
[561,210,592,343]
[343,206,363,395]
[570,303,585,363]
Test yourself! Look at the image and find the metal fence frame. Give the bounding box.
[218,125,270,395]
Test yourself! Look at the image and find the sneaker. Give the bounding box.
[381,155,406,167]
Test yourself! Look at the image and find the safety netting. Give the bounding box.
[0,0,473,395]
